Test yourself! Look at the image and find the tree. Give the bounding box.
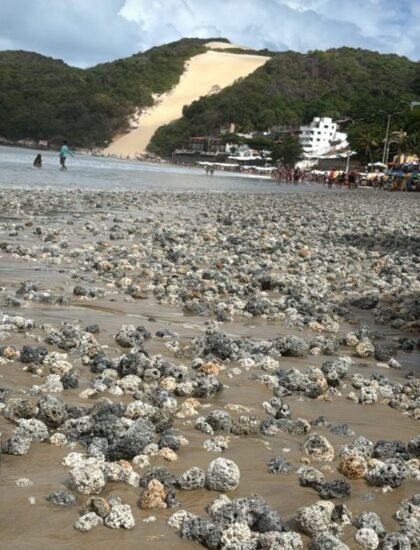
[271,136,302,166]
[221,133,245,145]
[246,136,273,153]
[352,126,380,164]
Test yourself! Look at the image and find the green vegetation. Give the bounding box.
[0,38,213,148]
[271,136,302,166]
[1,40,419,160]
[149,47,420,160]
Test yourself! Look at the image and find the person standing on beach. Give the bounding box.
[59,140,73,169]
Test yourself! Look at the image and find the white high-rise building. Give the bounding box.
[299,117,348,156]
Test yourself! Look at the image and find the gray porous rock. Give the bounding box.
[192,373,223,399]
[72,415,96,437]
[37,394,67,428]
[365,460,407,488]
[74,512,103,532]
[354,528,380,549]
[209,495,283,533]
[274,336,309,357]
[257,509,284,534]
[350,294,379,310]
[69,463,106,495]
[115,324,145,348]
[373,440,408,460]
[16,418,49,441]
[198,330,240,361]
[330,423,355,437]
[116,351,149,377]
[206,458,240,492]
[106,417,156,461]
[0,385,11,402]
[3,185,420,547]
[262,397,291,419]
[408,435,420,458]
[219,521,253,547]
[294,501,333,537]
[282,418,311,436]
[338,436,374,459]
[180,516,222,547]
[304,369,328,398]
[153,399,177,426]
[359,386,378,405]
[298,466,325,488]
[394,494,420,545]
[259,531,303,549]
[381,533,411,549]
[140,466,178,489]
[303,434,335,461]
[267,456,293,474]
[205,410,233,433]
[310,532,349,549]
[280,369,304,391]
[178,467,206,490]
[353,512,386,538]
[3,398,38,421]
[159,428,184,451]
[331,503,353,528]
[92,413,125,443]
[374,345,395,362]
[231,415,259,436]
[203,436,230,453]
[104,503,135,529]
[1,434,31,455]
[321,357,350,386]
[315,480,351,499]
[20,345,48,364]
[73,285,88,296]
[168,509,197,530]
[206,495,232,517]
[46,490,76,506]
[61,370,79,389]
[85,324,100,334]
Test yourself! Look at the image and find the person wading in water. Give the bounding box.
[33,154,42,168]
[59,140,73,169]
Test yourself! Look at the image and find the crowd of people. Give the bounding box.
[274,165,419,191]
[274,167,359,188]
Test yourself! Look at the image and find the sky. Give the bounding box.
[0,0,418,67]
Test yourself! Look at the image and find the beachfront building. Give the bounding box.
[299,117,348,156]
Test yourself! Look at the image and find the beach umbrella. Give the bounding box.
[390,169,404,177]
[368,162,387,168]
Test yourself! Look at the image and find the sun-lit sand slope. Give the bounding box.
[205,41,253,51]
[105,49,269,157]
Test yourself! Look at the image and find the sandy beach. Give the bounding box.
[104,49,269,158]
[0,185,419,549]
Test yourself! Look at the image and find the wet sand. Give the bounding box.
[0,189,419,549]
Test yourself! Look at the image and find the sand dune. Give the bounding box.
[104,50,269,158]
[205,41,253,50]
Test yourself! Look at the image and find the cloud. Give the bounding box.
[121,0,420,59]
[0,0,418,66]
[0,0,139,67]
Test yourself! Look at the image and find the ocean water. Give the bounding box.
[0,145,314,193]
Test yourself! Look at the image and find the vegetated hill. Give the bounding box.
[148,48,420,157]
[0,38,229,148]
